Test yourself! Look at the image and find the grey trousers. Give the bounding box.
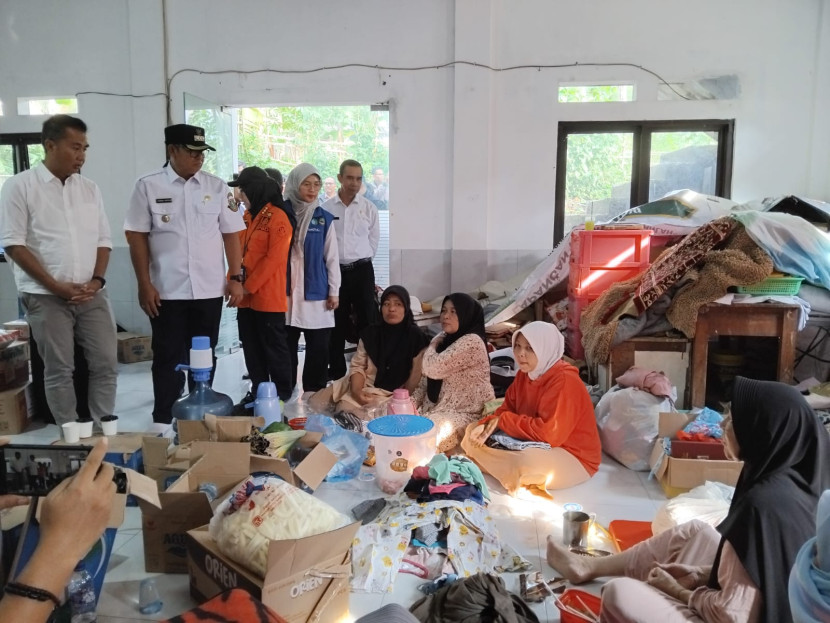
[21,291,118,426]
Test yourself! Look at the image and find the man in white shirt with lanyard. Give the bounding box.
[324,159,380,380]
[124,124,244,424]
[0,115,117,427]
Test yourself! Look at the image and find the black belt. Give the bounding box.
[340,258,372,271]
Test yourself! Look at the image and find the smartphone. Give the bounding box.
[0,443,93,496]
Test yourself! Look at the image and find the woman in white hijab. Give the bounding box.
[283,163,341,394]
[461,321,601,493]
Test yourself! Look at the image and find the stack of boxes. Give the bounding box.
[0,320,32,434]
[567,228,653,360]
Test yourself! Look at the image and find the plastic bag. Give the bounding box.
[733,210,830,289]
[209,473,351,577]
[305,414,370,482]
[651,480,734,535]
[595,386,676,471]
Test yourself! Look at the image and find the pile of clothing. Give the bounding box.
[403,454,490,505]
[351,496,530,593]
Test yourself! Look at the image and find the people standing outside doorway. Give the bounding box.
[322,177,337,201]
[0,114,118,427]
[366,167,389,211]
[324,159,380,380]
[124,124,245,424]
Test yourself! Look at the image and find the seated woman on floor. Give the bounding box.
[309,285,429,419]
[546,376,830,623]
[461,321,601,493]
[412,292,495,453]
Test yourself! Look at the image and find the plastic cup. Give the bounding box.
[77,419,94,439]
[138,577,163,615]
[62,422,80,443]
[101,415,119,436]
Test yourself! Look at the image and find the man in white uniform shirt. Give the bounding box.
[124,124,244,424]
[323,159,380,379]
[0,115,117,427]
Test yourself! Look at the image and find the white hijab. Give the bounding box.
[513,321,564,380]
[284,162,321,249]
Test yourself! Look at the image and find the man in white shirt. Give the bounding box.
[323,159,380,379]
[124,124,244,424]
[0,115,117,427]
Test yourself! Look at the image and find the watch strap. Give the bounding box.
[92,275,106,288]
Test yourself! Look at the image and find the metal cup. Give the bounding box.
[562,510,595,548]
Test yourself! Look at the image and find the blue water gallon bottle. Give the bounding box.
[171,337,234,441]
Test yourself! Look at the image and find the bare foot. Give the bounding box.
[546,535,592,584]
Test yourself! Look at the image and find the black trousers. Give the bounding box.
[287,326,331,393]
[237,307,293,401]
[329,260,378,378]
[150,297,223,424]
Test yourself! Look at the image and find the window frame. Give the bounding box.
[1,133,42,174]
[0,133,42,261]
[554,119,734,244]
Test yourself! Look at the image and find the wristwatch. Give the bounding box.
[92,275,106,288]
[229,274,244,283]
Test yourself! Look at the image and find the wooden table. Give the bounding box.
[690,302,799,407]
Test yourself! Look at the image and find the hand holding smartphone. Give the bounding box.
[0,443,125,497]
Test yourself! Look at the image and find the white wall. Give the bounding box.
[1,0,828,326]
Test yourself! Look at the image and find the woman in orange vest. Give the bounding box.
[230,167,296,403]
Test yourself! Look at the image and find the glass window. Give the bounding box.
[17,97,78,115]
[559,84,635,103]
[649,131,718,201]
[564,132,633,234]
[555,120,733,243]
[27,143,44,169]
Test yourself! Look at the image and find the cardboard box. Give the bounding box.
[670,438,728,461]
[0,340,30,392]
[3,320,29,341]
[187,521,359,623]
[0,383,33,435]
[138,443,252,573]
[116,332,152,363]
[650,412,743,497]
[138,421,338,573]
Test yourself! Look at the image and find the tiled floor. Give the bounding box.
[6,352,665,622]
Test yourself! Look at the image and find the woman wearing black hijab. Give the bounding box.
[308,285,428,418]
[411,293,494,453]
[545,376,830,623]
[230,167,296,403]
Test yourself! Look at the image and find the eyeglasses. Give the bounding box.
[177,146,207,159]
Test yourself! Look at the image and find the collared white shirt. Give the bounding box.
[124,165,244,300]
[0,164,112,295]
[323,193,379,264]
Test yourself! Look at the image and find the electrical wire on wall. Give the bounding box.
[166,60,692,101]
[64,59,692,114]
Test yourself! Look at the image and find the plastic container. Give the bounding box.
[367,415,437,494]
[555,588,601,623]
[248,381,282,427]
[171,337,233,441]
[608,519,652,551]
[387,388,417,415]
[736,275,804,295]
[566,292,600,361]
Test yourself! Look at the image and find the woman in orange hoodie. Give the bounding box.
[230,167,296,402]
[462,321,601,493]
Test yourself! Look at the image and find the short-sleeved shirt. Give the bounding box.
[0,164,112,295]
[124,165,244,300]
